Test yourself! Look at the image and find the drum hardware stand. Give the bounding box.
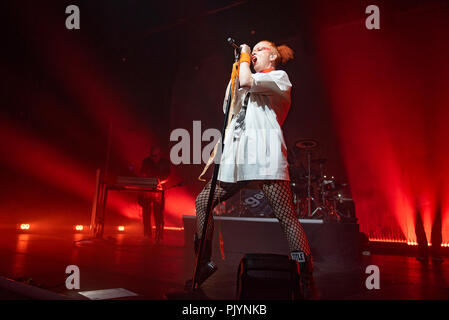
[328,198,342,222]
[311,161,327,218]
[306,150,312,218]
[310,159,341,221]
[294,139,318,219]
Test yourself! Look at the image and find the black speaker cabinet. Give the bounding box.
[236,253,301,300]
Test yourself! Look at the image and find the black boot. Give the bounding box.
[185,234,218,289]
[291,251,317,300]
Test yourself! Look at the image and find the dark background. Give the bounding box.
[1,0,448,243]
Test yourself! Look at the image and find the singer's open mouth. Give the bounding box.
[252,56,257,64]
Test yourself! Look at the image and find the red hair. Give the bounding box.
[262,40,294,67]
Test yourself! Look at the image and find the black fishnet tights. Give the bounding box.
[195,180,311,256]
[261,181,311,255]
[195,180,247,240]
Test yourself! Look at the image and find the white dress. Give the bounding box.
[217,70,292,183]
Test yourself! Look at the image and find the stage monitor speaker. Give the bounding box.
[236,253,301,300]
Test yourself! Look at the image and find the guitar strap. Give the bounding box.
[198,61,241,181]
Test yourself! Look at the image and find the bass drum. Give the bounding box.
[239,189,275,218]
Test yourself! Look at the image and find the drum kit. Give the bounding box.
[290,138,354,222]
[212,137,356,222]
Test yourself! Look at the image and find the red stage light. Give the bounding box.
[315,4,449,246]
[74,225,84,231]
[151,226,184,231]
[163,226,184,231]
[370,238,449,247]
[19,224,30,230]
[117,226,125,232]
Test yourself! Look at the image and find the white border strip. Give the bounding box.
[78,288,138,300]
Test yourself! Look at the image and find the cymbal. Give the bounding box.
[311,158,327,164]
[295,139,318,150]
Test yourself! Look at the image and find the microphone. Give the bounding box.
[227,38,240,51]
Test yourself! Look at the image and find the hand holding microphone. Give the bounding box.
[239,44,251,54]
[227,37,240,50]
[239,44,252,65]
[227,38,251,65]
[227,38,251,53]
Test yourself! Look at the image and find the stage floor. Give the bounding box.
[0,228,448,300]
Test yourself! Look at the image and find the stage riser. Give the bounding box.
[183,216,360,270]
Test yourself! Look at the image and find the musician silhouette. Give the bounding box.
[138,146,171,242]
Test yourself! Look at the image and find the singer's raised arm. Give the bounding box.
[238,44,253,88]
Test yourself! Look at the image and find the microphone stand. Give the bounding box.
[190,47,241,291]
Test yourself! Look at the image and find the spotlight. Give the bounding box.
[17,223,31,232]
[161,226,184,231]
[74,225,84,231]
[19,224,30,231]
[117,226,125,232]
